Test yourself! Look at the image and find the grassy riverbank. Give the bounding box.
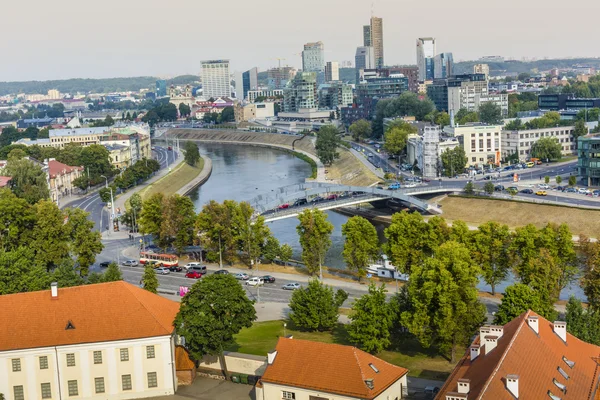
[139,157,204,200]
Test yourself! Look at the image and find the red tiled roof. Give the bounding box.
[48,159,83,178]
[437,310,600,400]
[0,281,180,351]
[261,338,408,399]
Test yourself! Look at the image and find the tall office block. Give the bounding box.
[302,42,325,72]
[235,67,258,100]
[201,60,231,99]
[325,61,340,82]
[155,80,167,98]
[433,53,454,79]
[363,25,371,46]
[370,17,384,69]
[355,46,375,83]
[473,63,490,79]
[416,38,436,81]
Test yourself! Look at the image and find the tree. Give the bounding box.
[289,279,347,331]
[183,141,201,167]
[179,103,191,117]
[478,102,503,124]
[579,236,600,311]
[279,244,293,266]
[401,241,486,362]
[483,181,495,195]
[568,175,577,186]
[556,176,562,185]
[65,207,103,277]
[383,122,416,156]
[3,158,50,204]
[52,261,85,288]
[262,236,281,263]
[7,148,27,161]
[384,211,431,274]
[219,106,235,123]
[141,265,158,294]
[574,119,588,142]
[463,181,475,195]
[315,125,341,166]
[494,283,557,324]
[544,175,550,184]
[342,216,379,281]
[472,221,511,295]
[349,119,372,141]
[139,193,165,241]
[440,146,467,177]
[160,195,196,254]
[455,108,479,125]
[31,200,70,271]
[234,202,271,267]
[296,209,334,277]
[103,262,123,282]
[174,274,256,380]
[530,137,562,161]
[195,200,238,264]
[347,283,393,353]
[565,297,600,345]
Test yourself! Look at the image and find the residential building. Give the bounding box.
[538,94,600,111]
[256,337,409,400]
[502,125,575,161]
[235,67,258,100]
[318,81,353,109]
[475,93,509,116]
[302,42,325,73]
[444,123,503,167]
[370,17,384,69]
[355,46,376,83]
[47,89,61,100]
[283,72,318,112]
[234,101,275,122]
[363,25,371,46]
[155,80,167,98]
[427,80,448,111]
[433,52,454,79]
[439,73,508,117]
[201,60,231,99]
[267,67,296,90]
[473,63,490,79]
[439,310,600,399]
[324,61,339,82]
[0,281,179,400]
[578,134,600,186]
[46,159,83,203]
[247,89,284,103]
[387,66,419,93]
[16,118,54,129]
[416,37,436,81]
[356,76,409,100]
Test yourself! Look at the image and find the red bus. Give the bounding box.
[140,252,179,267]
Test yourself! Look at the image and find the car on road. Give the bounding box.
[262,275,276,283]
[483,175,493,180]
[326,194,338,201]
[234,273,250,280]
[156,267,170,275]
[168,265,183,272]
[311,196,324,203]
[184,262,203,271]
[246,277,264,286]
[99,261,111,268]
[122,259,138,267]
[185,271,202,279]
[214,269,229,275]
[520,188,534,194]
[404,183,418,188]
[293,198,307,206]
[565,187,577,193]
[278,203,289,209]
[538,184,550,189]
[594,190,600,197]
[507,186,518,192]
[167,146,173,151]
[536,190,547,196]
[388,183,401,190]
[282,282,301,290]
[494,185,505,192]
[556,186,565,191]
[578,188,590,194]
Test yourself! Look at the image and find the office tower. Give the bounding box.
[302,42,325,72]
[201,60,231,98]
[433,53,454,79]
[416,38,436,81]
[473,64,490,79]
[267,66,297,90]
[355,46,375,83]
[325,61,340,82]
[363,25,371,46]
[155,80,167,97]
[283,72,318,112]
[370,17,384,68]
[235,67,258,100]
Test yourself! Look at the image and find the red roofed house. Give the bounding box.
[256,337,409,400]
[46,158,83,203]
[437,310,600,400]
[0,281,180,399]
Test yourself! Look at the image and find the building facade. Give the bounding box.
[502,125,575,161]
[283,72,318,112]
[444,124,503,167]
[538,94,600,111]
[47,159,83,203]
[578,134,600,186]
[416,37,436,81]
[235,68,258,100]
[234,101,275,122]
[355,46,376,83]
[267,67,296,90]
[370,17,384,69]
[302,42,325,73]
[318,82,353,109]
[155,80,167,98]
[473,63,490,78]
[324,61,339,82]
[247,90,284,103]
[433,52,453,79]
[363,25,371,46]
[200,60,231,99]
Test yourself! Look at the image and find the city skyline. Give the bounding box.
[2,0,599,81]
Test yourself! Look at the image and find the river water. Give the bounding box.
[187,143,584,301]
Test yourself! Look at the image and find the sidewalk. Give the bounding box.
[350,148,385,179]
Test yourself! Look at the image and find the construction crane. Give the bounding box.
[272,58,287,68]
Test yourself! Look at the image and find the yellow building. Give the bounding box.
[47,159,84,203]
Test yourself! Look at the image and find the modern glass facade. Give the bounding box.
[155,80,167,98]
[427,82,449,112]
[578,135,600,186]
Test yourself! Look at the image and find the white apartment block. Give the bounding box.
[302,42,325,73]
[325,61,339,82]
[201,60,231,99]
[448,81,508,117]
[247,90,284,103]
[502,126,576,161]
[444,124,503,167]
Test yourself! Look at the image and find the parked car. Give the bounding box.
[185,271,202,279]
[99,261,111,268]
[234,273,250,280]
[122,259,138,267]
[494,185,505,192]
[246,277,264,286]
[187,265,207,275]
[536,190,548,196]
[278,203,289,210]
[293,198,307,206]
[311,196,324,203]
[565,187,577,193]
[168,265,182,272]
[556,186,565,191]
[507,186,518,192]
[593,190,600,197]
[483,176,492,180]
[425,386,440,398]
[214,269,229,275]
[388,183,401,190]
[262,275,276,283]
[520,188,534,194]
[538,184,550,189]
[156,267,170,275]
[326,194,338,200]
[184,262,203,271]
[282,282,301,290]
[578,188,590,194]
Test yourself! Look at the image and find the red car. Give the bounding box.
[278,203,289,209]
[185,271,202,279]
[327,194,338,200]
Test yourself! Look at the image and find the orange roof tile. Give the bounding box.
[260,338,408,399]
[0,281,180,351]
[48,159,83,178]
[437,310,600,400]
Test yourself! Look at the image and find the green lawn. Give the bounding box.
[228,320,457,380]
[139,158,204,200]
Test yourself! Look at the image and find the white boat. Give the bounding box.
[367,255,409,281]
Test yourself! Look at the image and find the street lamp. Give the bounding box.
[100,175,115,233]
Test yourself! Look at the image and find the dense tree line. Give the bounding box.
[373,92,435,137]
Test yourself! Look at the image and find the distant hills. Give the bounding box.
[454,58,600,76]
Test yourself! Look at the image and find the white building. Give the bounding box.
[302,42,325,73]
[444,123,504,167]
[407,126,459,177]
[0,281,180,400]
[502,126,575,161]
[201,60,231,99]
[324,61,339,82]
[416,37,436,81]
[247,90,284,103]
[474,63,490,79]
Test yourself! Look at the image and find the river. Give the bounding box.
[187,143,584,301]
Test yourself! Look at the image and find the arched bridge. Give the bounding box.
[249,182,448,222]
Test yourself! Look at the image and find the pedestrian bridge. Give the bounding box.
[248,182,450,222]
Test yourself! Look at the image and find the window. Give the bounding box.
[557,366,569,380]
[66,353,76,367]
[39,356,48,370]
[282,391,296,399]
[548,390,562,400]
[369,363,379,373]
[563,356,575,368]
[68,380,78,397]
[120,348,129,361]
[122,374,132,391]
[95,377,105,394]
[13,386,24,400]
[12,358,21,372]
[553,378,566,392]
[148,372,158,388]
[41,383,52,399]
[146,345,156,359]
[93,350,102,364]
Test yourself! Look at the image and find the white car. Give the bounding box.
[282,283,301,290]
[122,260,138,267]
[234,273,249,280]
[246,277,264,286]
[184,262,203,271]
[156,267,170,275]
[578,188,590,194]
[538,184,550,189]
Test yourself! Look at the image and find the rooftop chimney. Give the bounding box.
[506,374,519,398]
[484,335,498,354]
[470,344,480,362]
[365,379,374,390]
[553,321,567,343]
[51,282,58,298]
[479,326,491,344]
[527,315,539,334]
[489,325,504,339]
[457,379,470,394]
[267,350,277,365]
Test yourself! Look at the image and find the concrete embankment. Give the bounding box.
[176,157,213,196]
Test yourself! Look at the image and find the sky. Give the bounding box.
[2,0,599,82]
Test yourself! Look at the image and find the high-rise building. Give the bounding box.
[319,81,353,109]
[363,25,371,46]
[355,46,375,83]
[302,42,325,72]
[370,17,384,69]
[267,67,297,90]
[433,53,454,79]
[416,38,436,81]
[155,80,167,98]
[387,66,419,93]
[473,63,490,79]
[283,72,318,112]
[201,60,231,99]
[235,67,258,100]
[325,62,339,82]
